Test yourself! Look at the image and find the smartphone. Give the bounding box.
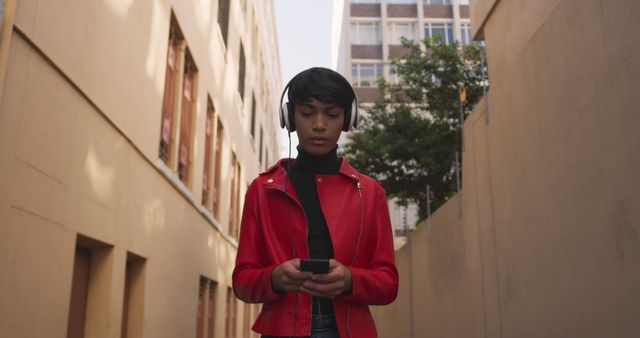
[300,259,330,274]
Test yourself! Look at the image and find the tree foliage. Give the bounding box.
[345,37,487,221]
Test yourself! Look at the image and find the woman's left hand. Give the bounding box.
[301,259,352,299]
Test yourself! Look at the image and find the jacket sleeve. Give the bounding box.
[232,181,285,304]
[338,184,399,305]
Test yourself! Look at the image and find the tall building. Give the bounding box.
[0,0,280,337]
[332,0,473,248]
[334,0,472,103]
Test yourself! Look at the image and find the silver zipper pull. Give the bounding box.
[351,174,362,189]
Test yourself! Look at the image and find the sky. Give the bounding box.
[273,0,336,158]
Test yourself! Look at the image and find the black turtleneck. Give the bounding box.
[287,145,339,316]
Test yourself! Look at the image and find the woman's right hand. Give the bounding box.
[271,258,313,293]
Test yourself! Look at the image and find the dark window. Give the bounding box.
[178,50,198,184]
[202,99,215,207]
[213,120,224,219]
[121,253,145,338]
[196,277,217,338]
[225,288,237,338]
[159,14,198,188]
[197,278,207,338]
[207,280,218,338]
[67,236,113,338]
[238,43,246,100]
[229,153,241,239]
[159,15,184,163]
[250,93,256,138]
[243,304,251,338]
[259,126,263,165]
[66,247,91,338]
[218,0,230,47]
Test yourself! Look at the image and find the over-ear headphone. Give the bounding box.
[279,68,360,132]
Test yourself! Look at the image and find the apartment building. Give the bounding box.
[334,0,472,103]
[0,0,280,337]
[332,0,473,247]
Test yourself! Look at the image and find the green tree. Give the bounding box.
[345,37,486,220]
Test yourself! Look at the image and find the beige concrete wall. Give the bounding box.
[373,0,640,337]
[0,0,279,337]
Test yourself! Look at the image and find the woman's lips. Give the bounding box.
[310,137,328,146]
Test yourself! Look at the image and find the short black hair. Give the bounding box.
[287,67,354,118]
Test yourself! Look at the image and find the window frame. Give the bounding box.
[350,20,382,45]
[387,20,419,45]
[424,20,455,45]
[351,62,384,88]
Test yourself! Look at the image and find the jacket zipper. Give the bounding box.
[267,174,362,337]
[266,184,312,335]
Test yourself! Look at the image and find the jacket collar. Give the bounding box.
[260,157,360,190]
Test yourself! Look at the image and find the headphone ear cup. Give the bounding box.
[351,100,359,129]
[279,102,288,130]
[343,100,358,131]
[342,106,351,132]
[280,102,295,132]
[287,102,296,132]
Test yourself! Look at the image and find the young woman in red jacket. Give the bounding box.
[233,67,398,338]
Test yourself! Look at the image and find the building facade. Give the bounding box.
[332,0,473,247]
[334,0,472,103]
[0,0,281,337]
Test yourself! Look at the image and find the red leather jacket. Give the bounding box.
[233,158,398,337]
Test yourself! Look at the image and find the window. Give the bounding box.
[202,98,215,207]
[388,0,416,3]
[178,50,198,184]
[225,287,237,338]
[388,64,404,85]
[250,93,256,138]
[207,280,217,338]
[159,16,184,164]
[197,278,206,338]
[238,43,246,100]
[425,22,454,45]
[67,236,113,338]
[197,277,218,338]
[460,22,472,45]
[229,153,242,239]
[387,21,418,44]
[252,15,259,62]
[243,304,251,338]
[350,22,381,45]
[159,15,198,186]
[218,0,230,46]
[212,119,224,219]
[121,253,145,338]
[351,63,384,87]
[425,0,451,4]
[67,247,91,338]
[259,126,263,166]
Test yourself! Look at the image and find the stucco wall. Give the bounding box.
[373,0,640,337]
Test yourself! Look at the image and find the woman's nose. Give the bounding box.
[312,114,327,130]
